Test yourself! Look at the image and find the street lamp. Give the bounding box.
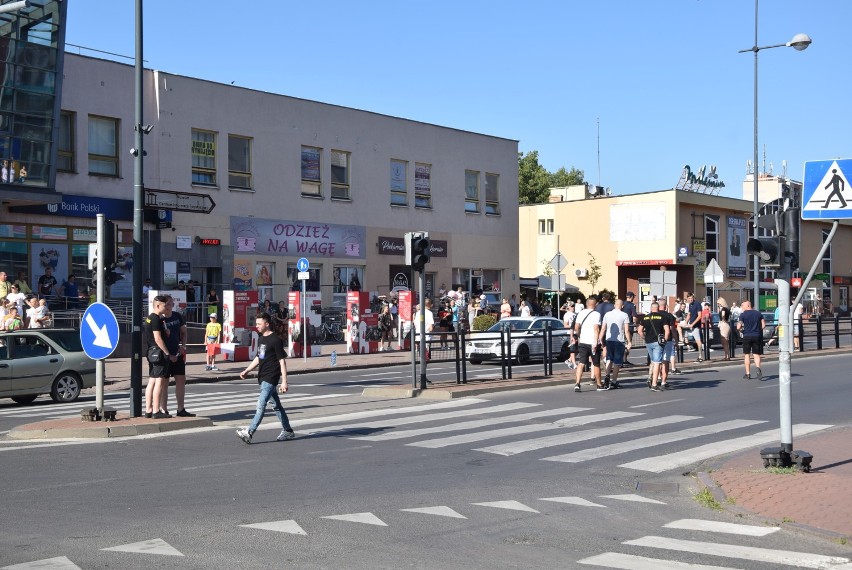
[739,1,810,307]
[0,1,31,15]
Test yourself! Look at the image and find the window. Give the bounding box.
[485,173,500,215]
[547,219,554,234]
[704,215,719,266]
[414,162,432,208]
[191,129,217,185]
[538,219,554,235]
[88,115,119,176]
[330,150,350,200]
[539,219,546,234]
[301,146,321,196]
[333,266,362,306]
[465,170,480,213]
[390,159,407,206]
[228,134,252,189]
[57,111,75,172]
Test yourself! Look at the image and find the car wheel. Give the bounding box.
[469,355,483,365]
[516,344,531,365]
[11,394,39,405]
[50,372,83,403]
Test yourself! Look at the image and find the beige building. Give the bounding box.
[520,184,852,314]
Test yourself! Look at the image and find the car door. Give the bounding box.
[526,319,546,357]
[547,319,566,356]
[10,333,57,394]
[0,340,11,396]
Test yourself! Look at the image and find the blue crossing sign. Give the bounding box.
[80,302,120,360]
[297,257,310,272]
[802,159,852,220]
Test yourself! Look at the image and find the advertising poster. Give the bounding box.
[231,216,366,260]
[233,259,253,290]
[108,245,136,298]
[727,216,747,279]
[30,243,68,295]
[693,238,706,286]
[255,262,273,286]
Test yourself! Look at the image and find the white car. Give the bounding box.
[466,317,571,365]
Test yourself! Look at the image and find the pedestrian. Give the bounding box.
[6,283,25,315]
[59,274,80,308]
[0,271,9,299]
[14,271,32,295]
[717,297,732,360]
[144,295,175,419]
[519,300,531,318]
[599,299,631,389]
[736,300,765,380]
[657,298,679,383]
[142,278,152,298]
[500,298,511,320]
[37,266,58,298]
[793,302,804,350]
[236,313,295,444]
[562,300,577,369]
[684,293,705,360]
[160,296,195,417]
[205,313,222,371]
[509,294,518,316]
[638,301,669,391]
[572,296,605,392]
[378,304,393,351]
[3,306,23,331]
[621,292,638,368]
[206,287,219,318]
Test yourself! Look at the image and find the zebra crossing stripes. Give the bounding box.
[662,519,779,537]
[474,415,700,457]
[619,423,833,473]
[577,552,733,569]
[407,411,642,450]
[351,406,591,442]
[541,419,767,463]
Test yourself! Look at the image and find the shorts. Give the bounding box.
[663,340,674,361]
[576,343,601,368]
[742,336,763,355]
[206,343,221,357]
[169,355,186,377]
[148,359,171,379]
[689,328,703,341]
[646,342,664,363]
[605,340,625,365]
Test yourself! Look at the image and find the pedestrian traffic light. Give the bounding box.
[747,236,782,266]
[411,234,431,272]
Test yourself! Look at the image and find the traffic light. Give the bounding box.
[411,234,431,272]
[90,221,124,289]
[746,236,782,266]
[747,203,801,278]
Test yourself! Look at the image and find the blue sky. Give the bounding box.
[66,1,850,199]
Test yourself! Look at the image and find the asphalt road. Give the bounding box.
[1,353,850,569]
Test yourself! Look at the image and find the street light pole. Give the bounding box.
[130,0,145,416]
[739,0,811,309]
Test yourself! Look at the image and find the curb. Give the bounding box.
[9,417,214,440]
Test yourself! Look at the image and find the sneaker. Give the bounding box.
[743,373,751,380]
[574,384,581,393]
[277,429,296,441]
[236,428,252,444]
[176,409,196,418]
[144,412,153,419]
[647,377,652,388]
[604,374,611,384]
[696,358,704,363]
[756,367,763,381]
[205,365,212,371]
[672,368,684,375]
[210,366,220,371]
[650,385,661,392]
[566,361,576,370]
[153,411,171,419]
[609,380,621,389]
[596,384,610,391]
[660,382,669,390]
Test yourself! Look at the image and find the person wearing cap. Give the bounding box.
[205,312,222,371]
[621,292,638,367]
[717,297,732,360]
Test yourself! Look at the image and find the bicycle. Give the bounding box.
[317,321,344,343]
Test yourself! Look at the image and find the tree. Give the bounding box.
[549,166,585,189]
[587,252,602,294]
[518,151,551,204]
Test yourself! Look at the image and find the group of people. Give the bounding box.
[1,271,54,330]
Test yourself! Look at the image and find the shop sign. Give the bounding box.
[674,164,726,193]
[391,272,410,291]
[198,238,221,246]
[378,236,405,255]
[232,216,366,259]
[10,194,134,220]
[615,259,673,266]
[833,276,851,285]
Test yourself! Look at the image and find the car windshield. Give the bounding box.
[41,330,84,352]
[486,319,532,332]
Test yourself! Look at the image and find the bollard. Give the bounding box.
[460,328,468,384]
[543,324,551,377]
[454,331,461,384]
[500,329,507,380]
[816,315,823,350]
[797,317,805,352]
[506,328,513,379]
[834,314,841,349]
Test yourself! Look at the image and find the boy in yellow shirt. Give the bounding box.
[205,313,222,371]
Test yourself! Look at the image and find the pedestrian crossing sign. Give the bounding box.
[802,159,852,219]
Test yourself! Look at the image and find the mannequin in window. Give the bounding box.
[349,270,361,292]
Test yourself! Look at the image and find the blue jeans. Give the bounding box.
[248,381,292,434]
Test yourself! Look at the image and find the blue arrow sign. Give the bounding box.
[80,302,120,360]
[802,159,852,220]
[297,257,310,272]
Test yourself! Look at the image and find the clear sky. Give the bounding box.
[65,1,850,200]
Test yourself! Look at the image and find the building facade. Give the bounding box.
[1,54,520,308]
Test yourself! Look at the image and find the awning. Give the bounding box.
[519,277,539,288]
[717,280,777,291]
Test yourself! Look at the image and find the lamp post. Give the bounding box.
[739,1,810,308]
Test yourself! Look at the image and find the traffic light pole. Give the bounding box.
[95,214,106,415]
[418,269,427,390]
[130,0,145,417]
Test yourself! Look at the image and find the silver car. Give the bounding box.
[0,328,96,404]
[466,317,571,365]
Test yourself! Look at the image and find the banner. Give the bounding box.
[231,216,366,259]
[727,216,747,279]
[693,238,706,286]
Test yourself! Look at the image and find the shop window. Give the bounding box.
[465,170,479,213]
[485,173,500,215]
[288,264,321,292]
[390,159,407,206]
[331,150,350,200]
[191,129,217,185]
[415,162,432,209]
[228,134,252,189]
[88,115,119,176]
[57,110,75,172]
[482,269,501,293]
[301,146,321,197]
[332,266,362,306]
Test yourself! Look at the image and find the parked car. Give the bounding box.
[0,328,96,405]
[466,316,571,365]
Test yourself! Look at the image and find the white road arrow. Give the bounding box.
[85,313,113,349]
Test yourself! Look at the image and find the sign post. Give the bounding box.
[703,258,725,306]
[297,258,310,363]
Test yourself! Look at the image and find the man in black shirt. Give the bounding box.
[236,313,295,444]
[160,297,195,417]
[621,292,638,367]
[638,302,670,392]
[145,295,176,419]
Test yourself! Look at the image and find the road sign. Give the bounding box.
[703,258,724,284]
[802,159,852,220]
[548,253,568,273]
[297,257,310,272]
[297,271,310,280]
[144,189,216,214]
[80,302,120,360]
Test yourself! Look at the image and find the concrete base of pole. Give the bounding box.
[759,446,813,472]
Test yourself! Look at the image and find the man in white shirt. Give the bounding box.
[573,297,605,392]
[598,299,631,389]
[414,299,435,384]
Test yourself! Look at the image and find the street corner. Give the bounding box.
[7,413,214,440]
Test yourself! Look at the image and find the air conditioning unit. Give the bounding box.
[575,268,588,278]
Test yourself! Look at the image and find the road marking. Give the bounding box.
[353,371,407,377]
[577,552,732,569]
[542,419,766,463]
[101,538,184,557]
[630,399,685,408]
[599,494,666,504]
[471,500,539,513]
[240,520,307,535]
[0,556,84,569]
[619,423,833,473]
[410,411,641,450]
[308,445,372,455]
[180,459,258,471]
[539,496,607,508]
[663,519,780,536]
[623,536,851,569]
[400,506,467,519]
[12,477,120,493]
[321,512,387,526]
[475,415,696,456]
[352,406,590,441]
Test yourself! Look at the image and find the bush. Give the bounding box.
[472,314,497,331]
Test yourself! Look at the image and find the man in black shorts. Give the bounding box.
[160,296,195,417]
[145,295,176,419]
[573,297,606,392]
[736,300,765,380]
[236,313,295,443]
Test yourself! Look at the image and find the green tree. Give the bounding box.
[549,166,585,188]
[518,151,551,204]
[587,252,602,294]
